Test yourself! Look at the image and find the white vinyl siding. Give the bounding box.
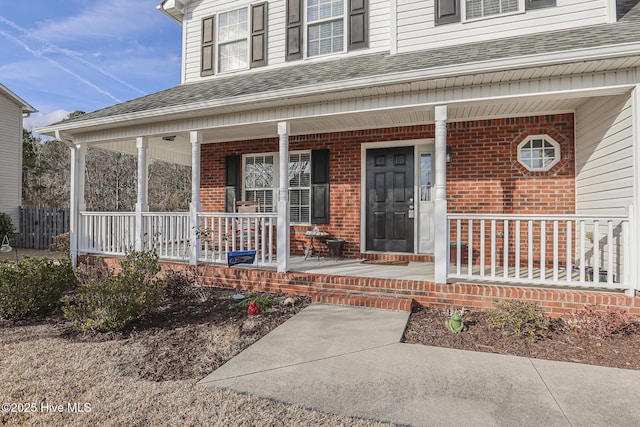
[182,0,388,83]
[396,0,609,53]
[0,92,23,226]
[575,93,634,216]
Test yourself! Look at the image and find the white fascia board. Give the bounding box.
[36,41,640,136]
[157,0,185,24]
[0,83,37,113]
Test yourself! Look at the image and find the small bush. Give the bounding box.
[565,304,637,339]
[0,212,15,236]
[164,269,193,301]
[0,257,76,319]
[487,300,551,342]
[237,292,275,313]
[63,251,166,333]
[50,232,70,252]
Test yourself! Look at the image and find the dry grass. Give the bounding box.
[0,323,391,426]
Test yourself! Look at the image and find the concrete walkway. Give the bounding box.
[199,305,640,426]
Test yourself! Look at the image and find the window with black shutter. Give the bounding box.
[525,0,556,10]
[311,149,330,224]
[286,0,367,60]
[200,4,268,75]
[201,16,215,76]
[225,155,241,213]
[435,0,460,25]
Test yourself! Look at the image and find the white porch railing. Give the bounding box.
[78,211,277,267]
[196,213,277,266]
[447,213,633,292]
[79,212,137,255]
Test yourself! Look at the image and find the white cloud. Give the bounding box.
[25,109,71,131]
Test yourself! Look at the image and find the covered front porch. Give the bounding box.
[40,56,640,303]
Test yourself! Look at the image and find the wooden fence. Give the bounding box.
[19,206,70,249]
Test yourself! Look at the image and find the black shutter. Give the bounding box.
[286,0,302,61]
[525,0,556,10]
[225,155,241,213]
[201,15,215,76]
[435,0,460,25]
[251,3,268,68]
[348,0,368,51]
[311,149,329,224]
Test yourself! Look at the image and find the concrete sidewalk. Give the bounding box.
[199,304,640,426]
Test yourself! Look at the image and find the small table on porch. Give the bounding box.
[304,230,330,260]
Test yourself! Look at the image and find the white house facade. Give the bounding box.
[0,83,36,227]
[37,0,640,313]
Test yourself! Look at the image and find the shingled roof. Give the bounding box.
[56,2,640,126]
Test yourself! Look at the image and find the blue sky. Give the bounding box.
[0,0,182,131]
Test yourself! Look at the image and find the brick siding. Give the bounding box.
[200,114,575,261]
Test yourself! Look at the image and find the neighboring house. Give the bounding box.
[0,83,36,228]
[38,0,640,312]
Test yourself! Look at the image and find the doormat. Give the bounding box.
[361,259,409,266]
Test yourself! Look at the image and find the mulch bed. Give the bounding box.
[403,307,640,370]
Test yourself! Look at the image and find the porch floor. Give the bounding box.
[288,256,434,281]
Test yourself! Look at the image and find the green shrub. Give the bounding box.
[236,292,275,313]
[63,251,166,333]
[487,300,551,342]
[0,257,76,319]
[0,212,15,237]
[565,304,637,339]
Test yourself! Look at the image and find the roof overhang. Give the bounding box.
[0,83,37,114]
[157,0,186,25]
[36,42,640,139]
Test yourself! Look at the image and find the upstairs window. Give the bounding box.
[307,0,345,57]
[200,3,267,77]
[435,0,554,25]
[465,0,519,20]
[218,8,249,73]
[286,0,367,61]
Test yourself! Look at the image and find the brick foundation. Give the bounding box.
[83,255,640,317]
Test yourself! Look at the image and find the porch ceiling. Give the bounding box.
[93,89,624,165]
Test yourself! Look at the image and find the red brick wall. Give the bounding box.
[82,255,640,317]
[447,114,575,215]
[200,114,575,259]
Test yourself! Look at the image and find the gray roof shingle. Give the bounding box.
[58,2,640,126]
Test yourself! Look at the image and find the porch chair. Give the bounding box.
[235,200,260,250]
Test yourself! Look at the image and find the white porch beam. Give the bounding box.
[135,137,149,251]
[189,130,203,265]
[69,144,86,267]
[277,121,290,273]
[434,105,448,284]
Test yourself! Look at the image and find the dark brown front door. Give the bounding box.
[366,147,414,252]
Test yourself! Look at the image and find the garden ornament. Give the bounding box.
[446,313,466,333]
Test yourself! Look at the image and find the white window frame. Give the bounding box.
[216,6,250,74]
[304,0,347,58]
[461,0,525,22]
[288,151,312,225]
[242,151,312,225]
[517,135,561,172]
[243,152,277,213]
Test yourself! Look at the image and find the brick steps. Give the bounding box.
[312,291,414,312]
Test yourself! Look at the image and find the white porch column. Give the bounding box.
[630,84,640,296]
[69,144,86,267]
[189,130,203,265]
[434,105,448,284]
[277,121,291,272]
[135,137,149,251]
